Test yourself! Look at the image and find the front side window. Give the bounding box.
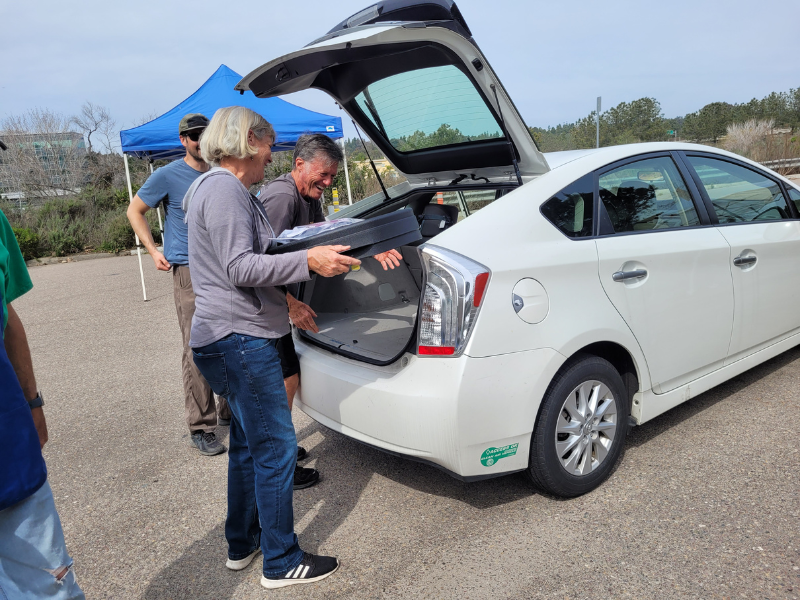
[599,156,699,233]
[354,65,504,153]
[541,174,594,238]
[686,156,789,223]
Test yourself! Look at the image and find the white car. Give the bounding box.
[239,0,800,497]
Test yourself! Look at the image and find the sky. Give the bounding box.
[2,0,799,150]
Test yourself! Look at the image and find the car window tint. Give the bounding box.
[686,156,789,223]
[787,187,800,213]
[462,189,499,214]
[354,65,504,153]
[541,174,594,238]
[598,157,699,233]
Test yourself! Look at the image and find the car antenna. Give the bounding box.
[490,84,523,187]
[352,119,390,202]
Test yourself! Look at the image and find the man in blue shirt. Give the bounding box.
[126,114,229,456]
[0,208,85,599]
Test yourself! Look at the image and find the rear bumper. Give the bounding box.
[294,338,565,479]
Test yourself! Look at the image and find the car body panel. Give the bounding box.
[595,228,734,394]
[294,339,565,478]
[718,222,800,362]
[236,24,548,185]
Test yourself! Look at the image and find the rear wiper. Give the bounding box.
[361,89,389,141]
[352,120,390,202]
[490,84,523,187]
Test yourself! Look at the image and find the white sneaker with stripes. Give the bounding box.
[261,552,340,589]
[226,548,261,571]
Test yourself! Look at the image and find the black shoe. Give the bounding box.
[297,446,308,461]
[191,431,226,456]
[294,465,319,490]
[217,417,231,427]
[261,552,339,589]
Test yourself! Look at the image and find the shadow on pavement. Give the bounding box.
[144,413,537,597]
[144,345,800,597]
[142,523,241,600]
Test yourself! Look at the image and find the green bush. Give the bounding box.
[12,227,40,261]
[97,213,135,253]
[2,181,159,258]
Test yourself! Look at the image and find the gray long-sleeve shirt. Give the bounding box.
[255,172,325,298]
[256,172,325,237]
[185,169,310,348]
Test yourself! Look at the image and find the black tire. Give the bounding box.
[527,354,630,498]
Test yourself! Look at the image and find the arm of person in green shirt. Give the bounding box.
[4,303,47,448]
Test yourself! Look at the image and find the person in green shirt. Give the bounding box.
[0,208,85,598]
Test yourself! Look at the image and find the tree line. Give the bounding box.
[530,86,800,151]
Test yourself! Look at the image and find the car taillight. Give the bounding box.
[417,246,490,357]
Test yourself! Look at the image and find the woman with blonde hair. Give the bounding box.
[184,106,355,589]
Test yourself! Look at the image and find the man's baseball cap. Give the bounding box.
[179,113,209,134]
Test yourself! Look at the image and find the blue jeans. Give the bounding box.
[0,480,85,599]
[193,334,302,577]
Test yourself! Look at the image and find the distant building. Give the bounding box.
[0,132,87,201]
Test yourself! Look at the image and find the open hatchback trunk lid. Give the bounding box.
[236,0,549,186]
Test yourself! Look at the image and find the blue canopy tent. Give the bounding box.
[119,64,350,300]
[120,64,343,159]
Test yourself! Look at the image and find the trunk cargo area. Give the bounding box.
[299,246,422,363]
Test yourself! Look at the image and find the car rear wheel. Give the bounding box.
[527,355,629,498]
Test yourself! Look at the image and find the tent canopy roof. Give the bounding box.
[119,64,343,160]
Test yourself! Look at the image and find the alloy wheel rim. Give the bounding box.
[555,380,618,476]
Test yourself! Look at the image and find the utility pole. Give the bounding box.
[596,96,601,148]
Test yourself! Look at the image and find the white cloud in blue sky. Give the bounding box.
[2,0,798,145]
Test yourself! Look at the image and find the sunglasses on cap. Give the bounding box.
[183,129,204,142]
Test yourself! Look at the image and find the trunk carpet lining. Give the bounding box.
[304,303,417,361]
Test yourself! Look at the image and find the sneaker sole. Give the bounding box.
[226,548,261,571]
[260,562,339,589]
[196,447,226,456]
[293,474,320,491]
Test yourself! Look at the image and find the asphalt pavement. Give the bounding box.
[14,254,800,599]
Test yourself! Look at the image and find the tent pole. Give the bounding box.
[149,162,166,248]
[125,154,147,301]
[340,138,352,205]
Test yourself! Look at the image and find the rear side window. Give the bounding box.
[541,174,594,238]
[786,187,800,213]
[463,189,500,214]
[435,191,468,222]
[599,156,699,232]
[686,156,790,223]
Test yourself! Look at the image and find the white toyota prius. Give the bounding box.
[238,0,800,497]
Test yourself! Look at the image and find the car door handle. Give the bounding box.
[733,255,757,267]
[612,269,648,282]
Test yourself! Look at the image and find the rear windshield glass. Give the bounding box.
[354,65,504,153]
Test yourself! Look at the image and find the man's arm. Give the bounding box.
[286,292,319,333]
[4,303,47,448]
[126,195,170,271]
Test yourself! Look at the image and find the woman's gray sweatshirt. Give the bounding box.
[184,169,310,348]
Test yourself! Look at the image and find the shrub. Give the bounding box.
[12,227,40,260]
[97,213,135,253]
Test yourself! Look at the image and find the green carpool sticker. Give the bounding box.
[480,443,519,467]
